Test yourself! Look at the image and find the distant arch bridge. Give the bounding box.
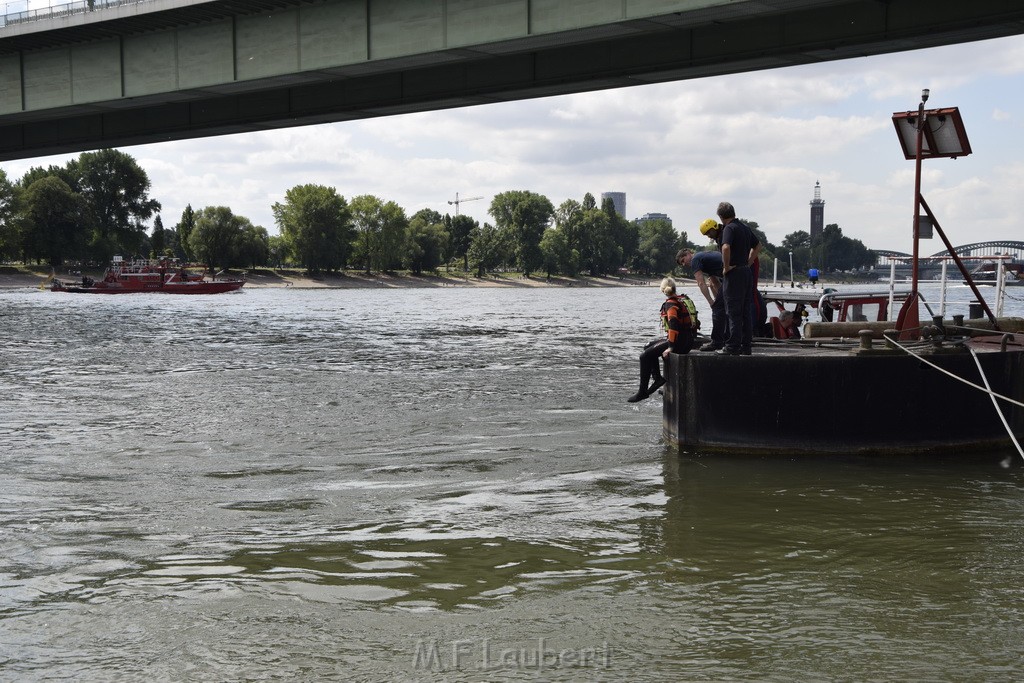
[872,241,1024,279]
[875,241,1024,265]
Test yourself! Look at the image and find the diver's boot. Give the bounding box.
[627,386,650,403]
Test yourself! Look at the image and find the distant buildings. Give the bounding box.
[637,212,672,227]
[599,192,673,228]
[600,191,626,219]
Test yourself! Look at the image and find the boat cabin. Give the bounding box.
[761,287,912,325]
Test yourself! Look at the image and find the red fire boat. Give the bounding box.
[50,257,245,294]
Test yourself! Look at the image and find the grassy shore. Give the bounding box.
[0,264,661,290]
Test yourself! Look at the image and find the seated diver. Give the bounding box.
[628,277,697,403]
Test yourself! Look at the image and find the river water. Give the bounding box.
[2,281,1023,681]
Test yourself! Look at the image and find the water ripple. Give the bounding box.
[2,286,1024,680]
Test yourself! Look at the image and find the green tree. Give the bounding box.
[579,206,613,276]
[848,240,876,270]
[161,226,184,261]
[405,216,449,274]
[176,204,196,261]
[405,208,446,272]
[467,222,509,277]
[539,225,571,277]
[188,206,245,273]
[0,169,19,261]
[68,149,160,260]
[237,223,270,269]
[634,218,679,275]
[604,197,638,273]
[268,234,290,268]
[781,230,811,275]
[489,190,554,276]
[377,200,408,271]
[813,223,875,272]
[553,198,584,275]
[350,194,407,273]
[447,213,478,272]
[150,215,166,257]
[272,184,352,274]
[411,208,444,225]
[21,176,88,266]
[19,165,76,190]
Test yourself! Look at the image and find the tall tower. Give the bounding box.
[601,191,626,219]
[809,181,825,243]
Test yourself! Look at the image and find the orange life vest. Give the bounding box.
[661,294,698,343]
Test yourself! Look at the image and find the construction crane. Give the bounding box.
[448,192,483,216]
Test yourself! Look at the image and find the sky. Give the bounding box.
[3,32,1024,255]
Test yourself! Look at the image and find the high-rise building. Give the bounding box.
[601,192,626,219]
[809,181,825,243]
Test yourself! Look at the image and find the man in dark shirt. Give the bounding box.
[677,243,725,351]
[717,201,760,355]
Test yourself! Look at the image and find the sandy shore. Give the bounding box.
[0,267,661,290]
[243,270,659,289]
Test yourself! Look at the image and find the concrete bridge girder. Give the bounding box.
[1,0,1024,160]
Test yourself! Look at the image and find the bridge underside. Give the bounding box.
[1,0,1024,160]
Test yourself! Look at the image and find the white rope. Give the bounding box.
[969,347,1024,461]
[882,334,1024,410]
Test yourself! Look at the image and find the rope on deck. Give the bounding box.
[883,332,1024,460]
[968,348,1024,461]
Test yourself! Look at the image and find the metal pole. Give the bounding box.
[888,261,896,320]
[940,260,948,318]
[789,252,794,288]
[996,259,1005,318]
[918,196,999,329]
[910,90,927,319]
[773,258,778,286]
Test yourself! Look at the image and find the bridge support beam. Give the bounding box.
[2,0,1024,159]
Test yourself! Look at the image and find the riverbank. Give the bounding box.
[0,266,661,290]
[243,269,660,289]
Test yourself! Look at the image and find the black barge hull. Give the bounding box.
[663,344,1024,456]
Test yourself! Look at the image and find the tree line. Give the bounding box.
[0,148,875,278]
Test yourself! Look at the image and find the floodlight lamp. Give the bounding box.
[921,88,930,104]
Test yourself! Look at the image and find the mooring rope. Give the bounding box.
[968,347,1024,460]
[881,333,1024,410]
[882,332,1024,459]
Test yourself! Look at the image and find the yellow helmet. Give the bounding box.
[698,218,719,236]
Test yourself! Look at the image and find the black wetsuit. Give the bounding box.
[631,296,695,401]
